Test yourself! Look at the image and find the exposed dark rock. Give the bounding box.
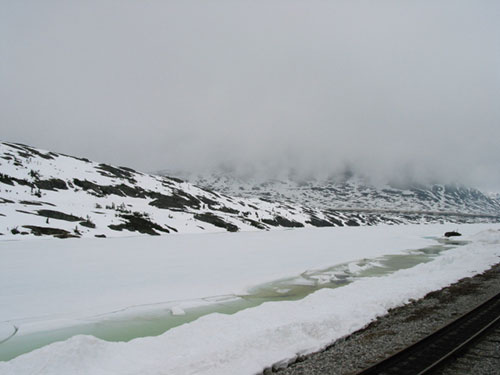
[165,225,178,233]
[60,153,90,163]
[5,143,55,160]
[164,176,184,183]
[345,219,360,227]
[306,216,334,227]
[73,179,113,196]
[0,173,34,188]
[0,197,15,204]
[243,218,268,229]
[80,220,96,228]
[19,200,55,206]
[326,216,344,227]
[97,163,136,183]
[17,151,31,158]
[261,218,279,227]
[73,179,146,198]
[149,191,200,210]
[194,213,239,232]
[34,178,68,191]
[19,200,43,206]
[95,234,106,238]
[108,213,169,235]
[0,173,14,186]
[259,197,274,203]
[196,186,221,198]
[445,231,462,238]
[262,216,305,228]
[199,196,219,206]
[16,209,34,215]
[212,205,240,215]
[115,184,147,198]
[119,166,140,174]
[22,225,78,238]
[37,210,83,222]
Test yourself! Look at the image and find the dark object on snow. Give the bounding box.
[194,212,239,232]
[37,209,83,222]
[22,225,79,238]
[261,216,304,228]
[108,213,170,235]
[444,231,462,238]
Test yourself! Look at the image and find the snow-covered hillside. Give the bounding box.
[0,142,332,239]
[185,172,500,218]
[1,141,499,240]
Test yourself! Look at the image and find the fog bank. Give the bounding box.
[1,1,499,189]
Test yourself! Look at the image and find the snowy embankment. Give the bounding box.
[1,223,500,374]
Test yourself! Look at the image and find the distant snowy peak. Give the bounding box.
[487,191,500,201]
[182,172,500,216]
[1,141,499,240]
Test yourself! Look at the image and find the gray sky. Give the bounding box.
[1,1,500,190]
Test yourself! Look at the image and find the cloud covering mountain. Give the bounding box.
[1,1,499,189]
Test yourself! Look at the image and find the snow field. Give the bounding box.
[1,224,500,374]
[0,224,440,334]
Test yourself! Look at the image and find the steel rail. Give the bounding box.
[355,292,500,375]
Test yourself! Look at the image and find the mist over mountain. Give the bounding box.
[2,1,499,190]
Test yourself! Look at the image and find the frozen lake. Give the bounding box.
[0,236,468,361]
[1,223,500,373]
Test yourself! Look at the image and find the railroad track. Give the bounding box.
[355,292,500,375]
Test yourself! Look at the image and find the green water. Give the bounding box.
[0,237,468,361]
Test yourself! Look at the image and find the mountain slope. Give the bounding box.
[0,142,336,239]
[179,172,500,218]
[1,141,499,240]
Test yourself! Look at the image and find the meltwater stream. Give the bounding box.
[0,237,468,361]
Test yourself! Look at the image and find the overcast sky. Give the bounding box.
[1,1,499,189]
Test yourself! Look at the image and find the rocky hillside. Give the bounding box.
[0,142,328,239]
[181,173,500,219]
[1,142,499,240]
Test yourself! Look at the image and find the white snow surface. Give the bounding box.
[1,223,500,374]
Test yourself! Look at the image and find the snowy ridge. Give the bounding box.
[186,172,500,217]
[1,141,499,240]
[0,142,320,239]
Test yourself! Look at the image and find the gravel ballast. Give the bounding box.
[272,262,500,375]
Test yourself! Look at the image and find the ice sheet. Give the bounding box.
[1,224,499,374]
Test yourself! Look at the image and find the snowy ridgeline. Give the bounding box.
[1,224,500,374]
[1,141,499,240]
[186,172,500,217]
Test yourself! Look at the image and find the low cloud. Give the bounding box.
[1,1,499,189]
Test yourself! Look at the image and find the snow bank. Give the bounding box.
[1,224,499,374]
